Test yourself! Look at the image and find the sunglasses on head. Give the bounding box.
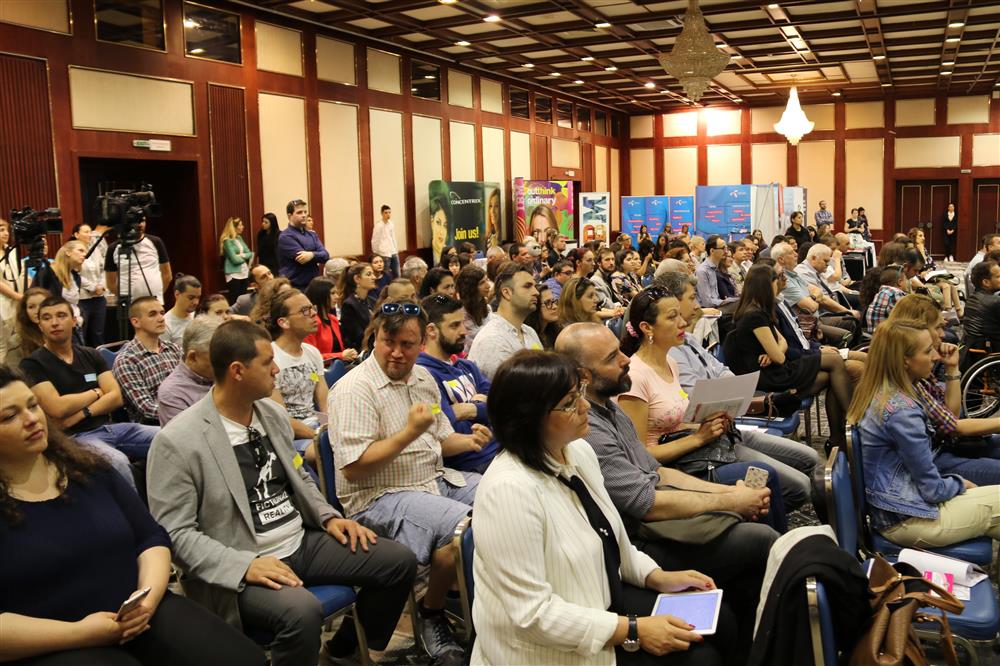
[381,302,422,316]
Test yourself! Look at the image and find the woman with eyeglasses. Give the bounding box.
[525,283,561,350]
[0,366,266,665]
[456,265,493,355]
[339,263,377,351]
[611,249,647,306]
[472,350,735,666]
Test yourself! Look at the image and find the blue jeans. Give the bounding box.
[935,437,1000,486]
[713,461,788,533]
[388,254,400,280]
[75,422,159,461]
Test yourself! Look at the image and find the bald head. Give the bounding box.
[806,243,831,260]
[834,233,851,252]
[555,322,610,367]
[555,322,633,400]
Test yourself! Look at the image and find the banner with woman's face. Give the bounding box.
[427,181,501,265]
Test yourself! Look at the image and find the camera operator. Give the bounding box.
[104,216,172,305]
[72,222,109,347]
[0,218,22,365]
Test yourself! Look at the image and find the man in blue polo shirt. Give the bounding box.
[278,199,330,289]
[416,295,498,474]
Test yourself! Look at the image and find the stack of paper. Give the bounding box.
[897,549,987,601]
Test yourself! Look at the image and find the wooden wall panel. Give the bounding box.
[208,84,251,242]
[0,54,58,216]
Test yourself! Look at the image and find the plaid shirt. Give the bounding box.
[914,376,958,443]
[327,354,461,517]
[112,336,181,422]
[865,285,905,332]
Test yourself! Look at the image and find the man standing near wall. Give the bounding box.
[371,204,399,280]
[279,199,329,290]
[814,200,833,229]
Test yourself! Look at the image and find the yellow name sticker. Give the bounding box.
[679,389,688,400]
[309,371,320,383]
[431,404,442,415]
[292,453,304,469]
[531,343,543,350]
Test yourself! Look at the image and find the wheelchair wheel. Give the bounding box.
[960,355,1000,418]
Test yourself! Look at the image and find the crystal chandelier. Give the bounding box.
[658,0,729,102]
[774,86,814,145]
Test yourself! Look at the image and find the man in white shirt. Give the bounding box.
[468,262,541,379]
[371,204,399,280]
[161,274,201,346]
[104,217,172,303]
[268,289,326,448]
[966,233,1000,297]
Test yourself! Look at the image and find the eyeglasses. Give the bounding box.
[552,382,588,413]
[381,302,422,316]
[429,294,452,304]
[559,269,574,276]
[542,298,558,309]
[293,304,317,317]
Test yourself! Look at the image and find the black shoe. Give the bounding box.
[323,620,359,659]
[417,611,465,665]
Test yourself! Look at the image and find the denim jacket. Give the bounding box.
[859,392,964,531]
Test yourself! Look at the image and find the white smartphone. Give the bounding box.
[651,589,724,635]
[744,465,769,489]
[115,587,151,621]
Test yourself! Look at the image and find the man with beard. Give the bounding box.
[555,321,779,651]
[327,301,491,666]
[416,295,497,474]
[468,262,541,380]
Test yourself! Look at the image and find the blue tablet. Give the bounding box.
[651,589,724,635]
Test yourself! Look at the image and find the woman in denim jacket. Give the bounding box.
[847,320,1000,548]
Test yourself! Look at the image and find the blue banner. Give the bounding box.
[644,197,667,237]
[668,196,694,232]
[695,185,752,239]
[621,197,647,239]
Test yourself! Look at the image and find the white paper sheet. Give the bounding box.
[683,371,760,422]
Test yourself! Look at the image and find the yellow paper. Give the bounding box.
[292,453,304,469]
[431,404,442,414]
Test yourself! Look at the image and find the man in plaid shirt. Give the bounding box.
[113,296,181,424]
[865,267,907,333]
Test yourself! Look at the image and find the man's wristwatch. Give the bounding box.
[82,407,92,419]
[623,615,640,652]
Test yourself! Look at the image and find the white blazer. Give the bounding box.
[470,439,658,666]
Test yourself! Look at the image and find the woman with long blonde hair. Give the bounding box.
[557,277,601,326]
[218,217,254,304]
[847,320,1000,548]
[33,239,86,338]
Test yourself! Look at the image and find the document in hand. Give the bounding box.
[682,371,760,423]
[897,548,987,601]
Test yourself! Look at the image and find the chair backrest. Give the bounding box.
[96,340,126,369]
[824,447,859,557]
[453,516,475,641]
[844,424,871,551]
[325,360,347,388]
[806,577,839,666]
[316,428,344,514]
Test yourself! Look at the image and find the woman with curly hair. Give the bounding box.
[456,264,492,354]
[248,276,291,328]
[0,366,265,665]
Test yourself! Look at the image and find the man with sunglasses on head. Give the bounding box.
[416,295,498,474]
[328,301,491,666]
[147,320,416,666]
[468,262,541,380]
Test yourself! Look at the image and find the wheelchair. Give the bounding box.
[961,346,1000,418]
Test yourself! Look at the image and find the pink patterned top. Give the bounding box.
[620,354,689,448]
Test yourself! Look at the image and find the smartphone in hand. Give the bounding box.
[115,587,151,621]
[743,466,769,490]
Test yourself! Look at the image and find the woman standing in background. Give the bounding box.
[0,219,23,365]
[256,213,280,274]
[219,217,254,304]
[72,224,107,348]
[942,203,958,262]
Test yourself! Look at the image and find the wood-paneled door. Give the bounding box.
[895,180,957,258]
[974,181,1000,256]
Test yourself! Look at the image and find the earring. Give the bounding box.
[648,335,654,343]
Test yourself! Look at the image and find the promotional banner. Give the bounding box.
[669,196,695,232]
[695,185,752,239]
[428,180,501,265]
[579,192,610,245]
[782,186,807,228]
[620,196,695,239]
[514,178,576,241]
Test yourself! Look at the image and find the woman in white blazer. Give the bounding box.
[472,350,736,666]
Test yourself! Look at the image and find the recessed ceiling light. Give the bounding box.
[881,82,892,87]
[832,91,841,96]
[581,56,594,61]
[942,60,955,66]
[594,21,612,29]
[411,87,418,92]
[483,14,500,22]
[183,19,198,29]
[439,0,457,4]
[941,70,952,75]
[730,55,743,61]
[873,54,886,60]
[551,72,560,77]
[523,63,534,68]
[948,21,965,28]
[946,36,960,42]
[456,40,470,47]
[605,65,617,71]
[768,3,779,8]
[424,75,435,79]
[574,79,584,84]
[190,48,205,54]
[644,82,655,88]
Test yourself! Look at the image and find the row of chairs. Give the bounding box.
[812,423,1000,664]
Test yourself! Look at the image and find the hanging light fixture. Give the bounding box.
[774,86,814,145]
[658,0,728,102]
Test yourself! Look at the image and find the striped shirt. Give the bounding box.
[865,285,905,333]
[327,354,460,516]
[112,336,181,422]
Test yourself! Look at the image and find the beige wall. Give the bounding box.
[895,136,960,168]
[595,145,609,192]
[845,139,883,230]
[510,131,531,180]
[256,22,302,76]
[895,98,935,127]
[611,148,621,229]
[319,101,363,255]
[845,101,884,129]
[973,134,1000,167]
[366,49,400,94]
[630,115,653,139]
[448,70,473,108]
[480,79,503,114]
[663,146,697,195]
[797,141,834,218]
[317,37,355,85]
[70,67,194,135]
[663,111,697,137]
[412,115,443,248]
[707,144,741,186]
[552,138,581,168]
[751,143,787,185]
[705,109,740,137]
[258,93,308,229]
[629,148,655,195]
[0,0,69,33]
[368,109,407,249]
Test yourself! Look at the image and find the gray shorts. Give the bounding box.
[354,472,480,565]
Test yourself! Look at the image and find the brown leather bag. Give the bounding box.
[849,555,964,666]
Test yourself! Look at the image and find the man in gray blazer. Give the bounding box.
[147,320,416,666]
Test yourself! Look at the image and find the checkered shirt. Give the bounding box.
[112,336,181,422]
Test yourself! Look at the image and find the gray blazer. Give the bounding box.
[146,391,339,628]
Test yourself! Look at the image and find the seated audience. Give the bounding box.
[328,302,489,664]
[865,266,907,332]
[695,236,738,311]
[418,267,456,299]
[559,277,602,326]
[543,259,574,301]
[963,260,1000,357]
[269,290,327,447]
[323,257,350,283]
[402,255,429,293]
[469,262,542,380]
[688,235,707,264]
[590,248,620,311]
[231,264,273,317]
[112,297,181,424]
[847,320,1000,548]
[472,349,737,666]
[20,296,158,486]
[162,274,202,346]
[198,293,232,321]
[303,276,358,363]
[148,320,416,666]
[727,241,751,292]
[786,243,860,344]
[338,263,376,351]
[455,264,492,355]
[0,367,266,666]
[440,253,461,278]
[416,295,498,474]
[381,277,417,303]
[572,247,597,280]
[157,315,219,426]
[371,253,392,297]
[726,265,851,448]
[15,287,49,359]
[610,248,646,306]
[248,276,291,328]
[525,282,561,350]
